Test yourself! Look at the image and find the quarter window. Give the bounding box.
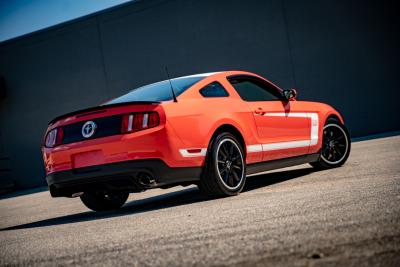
[228,76,283,101]
[200,82,229,97]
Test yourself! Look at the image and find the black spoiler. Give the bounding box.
[48,101,160,125]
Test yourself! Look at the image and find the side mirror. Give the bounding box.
[282,89,297,101]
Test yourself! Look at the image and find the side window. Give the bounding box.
[228,76,283,101]
[200,82,229,97]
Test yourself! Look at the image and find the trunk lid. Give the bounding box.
[45,101,164,147]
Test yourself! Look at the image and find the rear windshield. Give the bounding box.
[105,76,205,104]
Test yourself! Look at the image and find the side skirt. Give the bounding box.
[247,153,319,176]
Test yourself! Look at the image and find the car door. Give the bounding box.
[228,75,310,161]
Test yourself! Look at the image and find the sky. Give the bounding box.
[0,0,132,42]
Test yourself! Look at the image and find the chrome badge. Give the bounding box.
[81,121,97,138]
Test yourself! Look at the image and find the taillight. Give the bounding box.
[121,112,160,133]
[45,127,64,148]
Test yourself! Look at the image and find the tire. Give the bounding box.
[80,191,129,212]
[310,118,351,169]
[198,132,246,197]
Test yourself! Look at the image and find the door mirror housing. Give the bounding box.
[282,89,297,101]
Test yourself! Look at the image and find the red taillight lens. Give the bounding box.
[121,112,160,133]
[133,113,144,131]
[148,112,160,128]
[56,128,64,146]
[45,127,64,148]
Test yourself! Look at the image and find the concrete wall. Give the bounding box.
[0,0,398,189]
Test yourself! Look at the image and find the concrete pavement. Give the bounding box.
[1,136,399,266]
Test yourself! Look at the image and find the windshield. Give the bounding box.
[105,76,205,104]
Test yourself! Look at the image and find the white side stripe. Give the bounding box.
[308,113,319,145]
[180,113,319,156]
[179,148,207,157]
[246,112,319,153]
[247,144,263,153]
[262,140,311,151]
[264,112,308,118]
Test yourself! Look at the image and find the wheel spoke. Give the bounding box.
[331,149,337,160]
[232,164,241,170]
[322,146,330,156]
[229,173,236,186]
[334,147,343,157]
[334,135,344,141]
[220,167,227,176]
[223,171,229,182]
[219,149,228,159]
[232,171,240,182]
[229,143,234,157]
[223,144,230,158]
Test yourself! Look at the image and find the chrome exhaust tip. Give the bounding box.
[137,172,155,186]
[71,192,84,198]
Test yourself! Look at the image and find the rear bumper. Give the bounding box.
[46,159,201,197]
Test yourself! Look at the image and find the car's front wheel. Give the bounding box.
[80,191,129,212]
[310,118,351,169]
[198,132,246,197]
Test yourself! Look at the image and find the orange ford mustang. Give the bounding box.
[42,71,350,211]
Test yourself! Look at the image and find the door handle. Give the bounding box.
[254,108,266,115]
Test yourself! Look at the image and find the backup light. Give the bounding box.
[121,112,159,133]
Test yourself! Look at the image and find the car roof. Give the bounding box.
[174,72,222,79]
[171,70,263,79]
[138,70,264,86]
[174,70,283,100]
[175,70,278,84]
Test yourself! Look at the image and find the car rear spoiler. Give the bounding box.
[48,101,160,125]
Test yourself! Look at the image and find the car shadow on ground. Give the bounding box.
[0,167,313,231]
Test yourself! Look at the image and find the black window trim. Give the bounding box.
[199,81,230,98]
[226,74,284,102]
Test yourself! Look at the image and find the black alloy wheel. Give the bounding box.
[216,138,245,190]
[321,124,349,164]
[198,132,246,197]
[310,118,350,169]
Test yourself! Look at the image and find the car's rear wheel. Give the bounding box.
[198,132,246,197]
[310,118,351,169]
[80,191,129,212]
